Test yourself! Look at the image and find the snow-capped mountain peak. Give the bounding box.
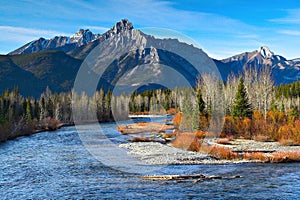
[258,46,274,59]
[70,29,100,46]
[9,19,133,55]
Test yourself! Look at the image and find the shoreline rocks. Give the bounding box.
[119,142,253,165]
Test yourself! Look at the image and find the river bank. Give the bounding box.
[0,118,74,143]
[119,142,253,165]
[119,139,300,164]
[1,124,299,199]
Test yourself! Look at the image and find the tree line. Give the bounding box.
[0,66,299,143]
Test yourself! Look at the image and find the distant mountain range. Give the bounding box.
[1,19,299,97]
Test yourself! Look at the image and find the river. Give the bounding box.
[0,122,299,199]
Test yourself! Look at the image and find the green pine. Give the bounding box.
[232,78,253,119]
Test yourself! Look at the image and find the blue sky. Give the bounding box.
[1,0,299,59]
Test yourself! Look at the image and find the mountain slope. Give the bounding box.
[9,29,101,55]
[2,19,300,97]
[9,19,134,60]
[0,55,41,96]
[218,46,300,84]
[73,28,217,95]
[0,51,82,96]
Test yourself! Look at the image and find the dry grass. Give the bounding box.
[117,122,174,134]
[243,152,269,162]
[215,138,232,145]
[269,152,300,162]
[172,112,182,128]
[172,132,202,151]
[278,138,298,146]
[171,132,300,163]
[254,135,270,142]
[200,145,239,160]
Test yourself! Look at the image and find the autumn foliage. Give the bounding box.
[172,132,202,151]
[221,110,300,146]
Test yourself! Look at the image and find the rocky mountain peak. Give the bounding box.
[70,29,99,46]
[258,46,274,59]
[111,19,134,34]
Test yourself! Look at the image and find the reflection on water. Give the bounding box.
[0,124,299,199]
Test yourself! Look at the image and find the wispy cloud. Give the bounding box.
[0,26,69,42]
[269,8,300,24]
[0,0,299,59]
[278,30,300,36]
[235,34,259,39]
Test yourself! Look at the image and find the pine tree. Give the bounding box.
[196,88,206,115]
[232,78,252,118]
[26,99,32,121]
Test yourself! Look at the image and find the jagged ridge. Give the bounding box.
[1,19,299,97]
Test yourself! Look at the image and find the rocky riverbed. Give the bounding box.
[212,139,300,152]
[119,139,300,165]
[119,142,252,165]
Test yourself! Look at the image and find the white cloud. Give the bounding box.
[278,30,300,36]
[269,9,300,24]
[0,26,69,42]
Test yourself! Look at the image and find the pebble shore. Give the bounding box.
[119,139,300,165]
[119,142,252,165]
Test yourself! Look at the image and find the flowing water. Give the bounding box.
[0,123,299,199]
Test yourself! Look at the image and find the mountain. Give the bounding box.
[9,29,101,55]
[0,55,41,96]
[0,51,82,97]
[1,19,299,97]
[72,25,216,95]
[9,20,134,60]
[219,46,300,84]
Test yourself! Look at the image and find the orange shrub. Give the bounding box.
[254,135,270,142]
[195,130,206,138]
[270,152,300,162]
[278,138,296,146]
[172,132,202,151]
[41,117,59,130]
[243,152,268,162]
[243,152,300,163]
[166,108,178,115]
[172,112,182,128]
[199,115,209,131]
[215,138,231,145]
[199,145,238,160]
[277,122,300,145]
[267,110,286,125]
[222,116,235,136]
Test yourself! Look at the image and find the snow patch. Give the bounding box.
[258,46,274,59]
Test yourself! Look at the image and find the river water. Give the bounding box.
[0,123,299,199]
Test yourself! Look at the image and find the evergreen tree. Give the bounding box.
[196,88,206,115]
[232,78,252,118]
[26,99,32,121]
